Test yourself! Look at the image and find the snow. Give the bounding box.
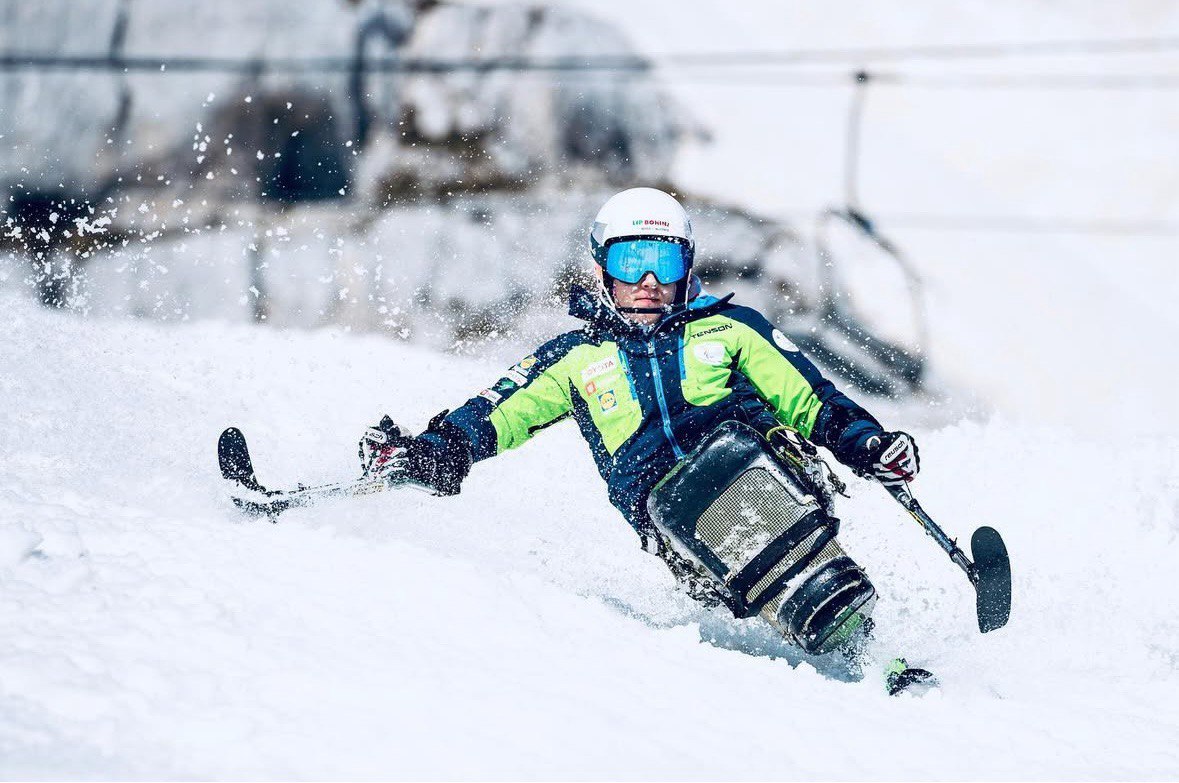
[4,0,1179,778]
[2,288,1178,779]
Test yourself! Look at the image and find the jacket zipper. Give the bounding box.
[648,340,685,460]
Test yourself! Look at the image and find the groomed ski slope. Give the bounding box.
[2,292,1178,780]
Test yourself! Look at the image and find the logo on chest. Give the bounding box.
[581,356,619,381]
[597,389,618,414]
[692,323,731,338]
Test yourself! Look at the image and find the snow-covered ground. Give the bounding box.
[4,1,1179,778]
[2,290,1178,779]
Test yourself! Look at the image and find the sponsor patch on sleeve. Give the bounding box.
[772,329,800,353]
[478,388,503,405]
[692,341,727,366]
[506,369,528,385]
[518,355,538,371]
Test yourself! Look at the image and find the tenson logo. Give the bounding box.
[632,219,671,228]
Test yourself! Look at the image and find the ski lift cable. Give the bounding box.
[869,214,1179,236]
[11,33,1179,73]
[658,37,1179,65]
[775,210,1179,237]
[9,48,1179,93]
[653,70,1179,90]
[852,72,1179,90]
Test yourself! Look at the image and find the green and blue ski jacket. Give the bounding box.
[445,284,884,534]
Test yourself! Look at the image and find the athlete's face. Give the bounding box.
[612,272,676,325]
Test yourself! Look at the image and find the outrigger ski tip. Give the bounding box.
[217,426,417,520]
[218,427,260,488]
[971,525,1012,633]
[218,426,296,518]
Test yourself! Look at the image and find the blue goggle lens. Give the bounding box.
[604,239,689,285]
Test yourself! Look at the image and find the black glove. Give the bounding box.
[858,431,920,487]
[359,411,472,496]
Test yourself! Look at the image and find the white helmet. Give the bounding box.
[590,187,694,265]
[589,187,695,309]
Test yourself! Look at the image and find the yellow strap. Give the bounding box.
[765,424,799,440]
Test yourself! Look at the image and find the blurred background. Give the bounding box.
[2,0,1178,428]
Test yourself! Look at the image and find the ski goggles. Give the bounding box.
[604,239,690,285]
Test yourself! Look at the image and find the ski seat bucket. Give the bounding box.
[647,420,876,655]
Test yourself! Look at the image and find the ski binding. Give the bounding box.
[885,657,937,696]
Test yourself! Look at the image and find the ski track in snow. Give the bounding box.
[2,294,1178,779]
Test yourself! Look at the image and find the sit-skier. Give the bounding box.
[360,188,925,686]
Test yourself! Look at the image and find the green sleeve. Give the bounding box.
[488,362,574,453]
[726,312,827,438]
[444,335,582,461]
